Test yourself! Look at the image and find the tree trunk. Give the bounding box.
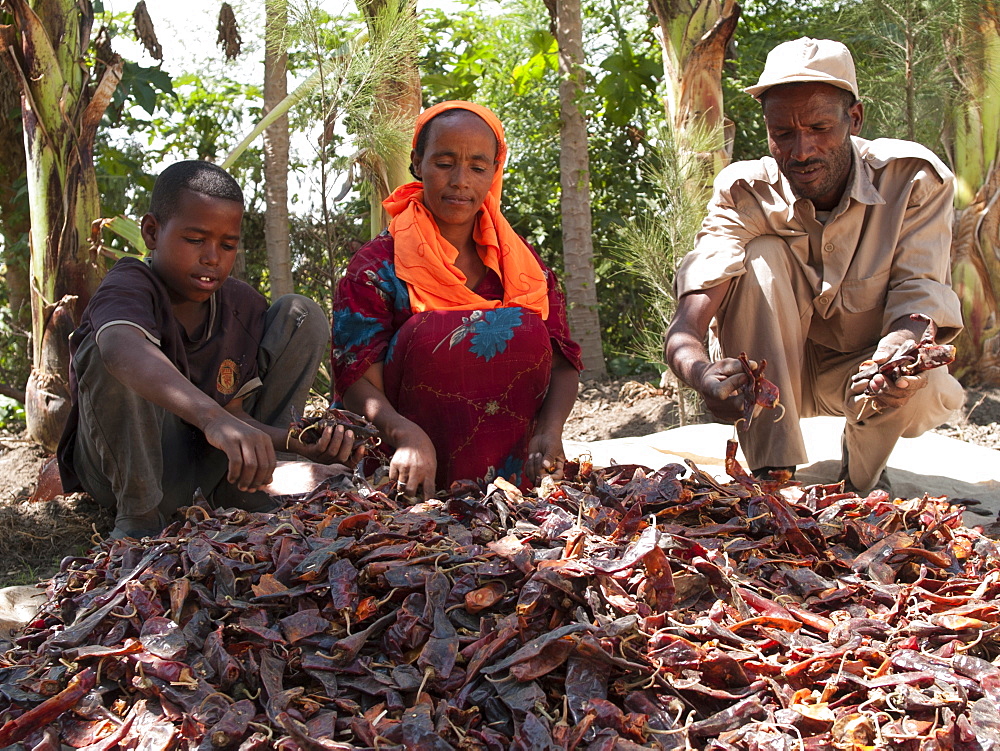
[547,0,607,379]
[358,0,421,237]
[263,0,293,298]
[0,0,121,451]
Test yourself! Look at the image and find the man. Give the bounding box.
[665,37,965,494]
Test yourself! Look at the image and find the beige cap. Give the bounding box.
[744,37,858,100]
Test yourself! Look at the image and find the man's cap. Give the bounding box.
[744,37,858,100]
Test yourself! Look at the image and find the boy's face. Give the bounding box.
[141,189,243,307]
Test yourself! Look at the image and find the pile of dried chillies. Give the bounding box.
[1,448,999,750]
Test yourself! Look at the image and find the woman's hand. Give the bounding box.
[526,431,565,483]
[287,423,366,468]
[527,351,578,485]
[389,420,438,498]
[343,367,438,497]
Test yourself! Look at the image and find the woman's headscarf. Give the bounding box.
[382,100,549,319]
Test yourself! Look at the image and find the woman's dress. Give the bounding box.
[332,232,583,489]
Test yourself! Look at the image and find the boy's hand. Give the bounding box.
[202,412,276,491]
[287,424,365,468]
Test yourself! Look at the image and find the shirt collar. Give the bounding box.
[847,137,885,207]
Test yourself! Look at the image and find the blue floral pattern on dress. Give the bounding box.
[469,307,523,361]
[436,310,484,355]
[386,330,401,364]
[484,452,524,486]
[333,307,382,351]
[375,261,410,311]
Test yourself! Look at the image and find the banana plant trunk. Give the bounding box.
[0,0,121,451]
[649,0,740,183]
[948,4,1000,384]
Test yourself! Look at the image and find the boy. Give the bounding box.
[58,161,356,539]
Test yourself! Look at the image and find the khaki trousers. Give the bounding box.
[72,295,329,528]
[713,236,964,492]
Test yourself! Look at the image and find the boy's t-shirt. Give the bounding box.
[57,256,268,491]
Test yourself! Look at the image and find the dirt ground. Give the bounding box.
[0,376,998,588]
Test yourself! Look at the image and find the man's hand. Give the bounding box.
[526,431,565,484]
[665,283,749,423]
[850,328,929,414]
[695,357,752,423]
[288,424,365,468]
[389,420,437,498]
[201,411,276,491]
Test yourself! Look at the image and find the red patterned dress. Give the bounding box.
[332,232,582,489]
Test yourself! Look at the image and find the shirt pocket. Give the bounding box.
[839,269,890,313]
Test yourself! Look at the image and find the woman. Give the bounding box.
[332,101,582,497]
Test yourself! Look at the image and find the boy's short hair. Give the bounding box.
[149,161,244,222]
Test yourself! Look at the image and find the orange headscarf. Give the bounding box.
[383,100,549,319]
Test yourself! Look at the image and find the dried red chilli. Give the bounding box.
[737,352,782,430]
[0,450,997,749]
[287,406,379,450]
[853,313,957,396]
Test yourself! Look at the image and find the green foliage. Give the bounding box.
[606,354,652,377]
[510,31,558,95]
[614,121,715,368]
[110,62,175,121]
[0,121,30,398]
[14,0,987,402]
[0,276,29,405]
[833,0,963,161]
[0,396,25,432]
[98,66,268,258]
[92,0,415,309]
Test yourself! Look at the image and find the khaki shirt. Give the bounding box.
[675,136,963,351]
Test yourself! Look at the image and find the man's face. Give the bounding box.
[763,82,863,211]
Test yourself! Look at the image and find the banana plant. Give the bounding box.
[0,0,122,451]
[948,3,1000,382]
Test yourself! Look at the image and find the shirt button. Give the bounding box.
[818,295,829,304]
[824,243,835,252]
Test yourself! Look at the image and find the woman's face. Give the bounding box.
[411,110,499,238]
